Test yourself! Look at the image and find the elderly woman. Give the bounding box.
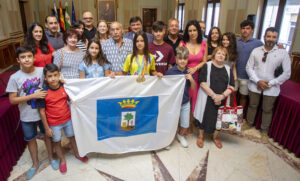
[194,46,234,149]
[24,22,55,67]
[53,29,85,79]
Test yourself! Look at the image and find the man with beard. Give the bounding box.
[245,27,291,143]
[164,18,182,55]
[101,22,133,75]
[236,20,263,116]
[45,15,64,50]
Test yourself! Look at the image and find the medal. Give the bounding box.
[135,55,147,83]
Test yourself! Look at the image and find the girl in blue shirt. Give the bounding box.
[79,39,114,78]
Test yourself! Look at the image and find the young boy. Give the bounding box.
[37,64,88,174]
[166,47,196,147]
[149,21,176,75]
[6,46,59,180]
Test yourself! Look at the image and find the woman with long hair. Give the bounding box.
[222,32,238,81]
[203,27,222,62]
[123,31,162,78]
[95,20,109,43]
[25,22,55,67]
[180,20,207,115]
[71,21,88,52]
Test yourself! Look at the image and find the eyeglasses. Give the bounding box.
[262,52,268,63]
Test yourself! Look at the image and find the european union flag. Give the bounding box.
[97,96,159,140]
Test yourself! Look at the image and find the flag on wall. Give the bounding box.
[59,2,65,31]
[64,75,186,155]
[72,0,76,24]
[64,2,71,29]
[53,2,60,32]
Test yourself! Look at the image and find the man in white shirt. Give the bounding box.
[245,27,291,143]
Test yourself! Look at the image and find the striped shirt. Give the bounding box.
[53,48,85,79]
[101,38,133,72]
[77,40,87,52]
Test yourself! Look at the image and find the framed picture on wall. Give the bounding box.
[97,0,117,22]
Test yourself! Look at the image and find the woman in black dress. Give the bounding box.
[194,46,234,149]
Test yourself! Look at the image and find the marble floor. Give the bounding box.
[8,128,300,181]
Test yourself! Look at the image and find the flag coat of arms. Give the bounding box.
[64,76,185,155]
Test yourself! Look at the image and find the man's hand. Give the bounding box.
[46,128,53,137]
[257,80,270,91]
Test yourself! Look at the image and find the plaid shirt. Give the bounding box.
[101,38,133,72]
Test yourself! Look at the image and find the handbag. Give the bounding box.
[216,89,243,131]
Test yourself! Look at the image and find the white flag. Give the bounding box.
[64,75,186,156]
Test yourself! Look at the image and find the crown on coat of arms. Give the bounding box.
[118,99,139,108]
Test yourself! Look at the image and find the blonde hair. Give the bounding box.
[211,46,228,60]
[176,47,189,59]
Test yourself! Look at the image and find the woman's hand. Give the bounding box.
[213,94,224,105]
[187,67,198,75]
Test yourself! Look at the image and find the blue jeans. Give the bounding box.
[180,101,190,128]
[50,120,74,142]
[21,120,45,141]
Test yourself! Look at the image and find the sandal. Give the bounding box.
[196,137,204,148]
[214,139,223,149]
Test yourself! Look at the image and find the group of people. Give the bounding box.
[6,10,291,179]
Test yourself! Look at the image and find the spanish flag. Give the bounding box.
[59,2,65,31]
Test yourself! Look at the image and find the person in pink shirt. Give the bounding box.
[180,20,207,115]
[25,22,55,67]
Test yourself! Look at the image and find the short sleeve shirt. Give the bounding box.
[36,84,71,126]
[236,37,263,79]
[6,68,44,122]
[149,42,176,75]
[166,65,190,105]
[101,38,133,72]
[123,54,156,75]
[79,61,110,78]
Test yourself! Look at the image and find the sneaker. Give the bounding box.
[261,132,269,144]
[242,123,252,131]
[50,160,59,170]
[176,133,188,148]
[59,163,67,174]
[26,162,40,180]
[75,155,89,163]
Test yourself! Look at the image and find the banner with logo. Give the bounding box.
[64,75,185,155]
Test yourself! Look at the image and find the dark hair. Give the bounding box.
[84,39,110,66]
[45,15,57,23]
[43,63,59,76]
[264,27,278,36]
[71,21,87,42]
[16,46,34,58]
[152,21,165,32]
[207,27,222,48]
[222,32,238,62]
[183,20,202,44]
[25,22,50,54]
[240,20,255,29]
[130,31,150,69]
[129,16,142,24]
[63,28,80,44]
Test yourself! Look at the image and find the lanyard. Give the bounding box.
[136,55,147,77]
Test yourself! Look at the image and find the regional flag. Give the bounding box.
[59,2,65,31]
[64,2,71,29]
[64,76,185,155]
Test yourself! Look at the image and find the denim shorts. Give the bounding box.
[180,101,190,128]
[50,120,74,142]
[21,120,45,141]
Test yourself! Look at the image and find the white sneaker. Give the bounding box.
[177,133,188,148]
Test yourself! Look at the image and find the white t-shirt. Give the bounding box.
[6,67,44,122]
